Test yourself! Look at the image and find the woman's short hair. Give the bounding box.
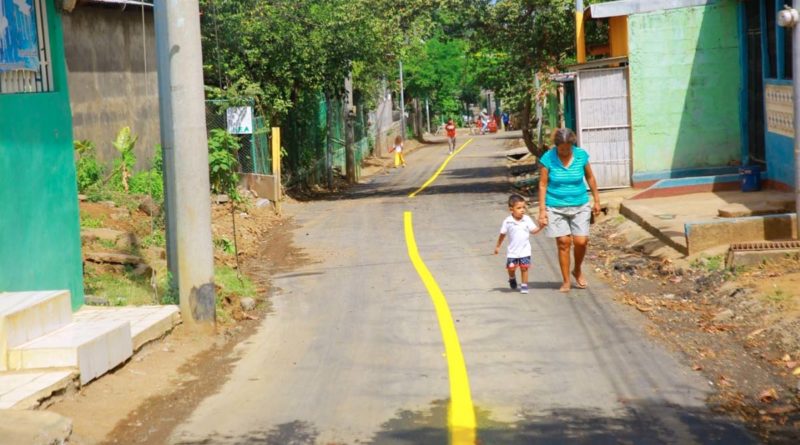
[552,128,577,146]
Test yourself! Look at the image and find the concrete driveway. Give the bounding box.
[169,134,755,444]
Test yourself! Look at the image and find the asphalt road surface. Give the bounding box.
[170,134,756,444]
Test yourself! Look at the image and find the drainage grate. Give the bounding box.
[729,240,800,251]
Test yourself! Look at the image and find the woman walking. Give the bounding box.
[537,128,601,292]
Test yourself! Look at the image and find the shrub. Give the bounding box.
[208,128,241,197]
[129,145,164,201]
[74,140,103,193]
[110,127,138,193]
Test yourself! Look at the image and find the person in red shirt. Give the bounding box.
[445,118,457,155]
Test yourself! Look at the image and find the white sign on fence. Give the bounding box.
[226,106,253,134]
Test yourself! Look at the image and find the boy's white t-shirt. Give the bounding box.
[500,214,538,259]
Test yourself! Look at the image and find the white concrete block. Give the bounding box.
[0,370,75,409]
[8,320,132,385]
[74,305,181,350]
[0,291,72,371]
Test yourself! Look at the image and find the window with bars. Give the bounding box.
[0,0,53,94]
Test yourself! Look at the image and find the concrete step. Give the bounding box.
[0,291,72,372]
[0,370,75,409]
[73,305,181,351]
[7,320,132,385]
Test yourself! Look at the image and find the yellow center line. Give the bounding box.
[408,138,474,198]
[403,211,476,445]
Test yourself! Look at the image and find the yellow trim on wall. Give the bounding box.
[609,16,629,57]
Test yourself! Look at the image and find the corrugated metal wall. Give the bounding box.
[576,67,632,188]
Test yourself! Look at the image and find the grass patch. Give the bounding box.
[215,266,256,299]
[80,211,105,228]
[84,269,163,306]
[215,266,257,324]
[765,289,791,303]
[141,231,166,249]
[693,255,724,272]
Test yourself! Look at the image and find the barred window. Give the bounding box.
[0,0,53,94]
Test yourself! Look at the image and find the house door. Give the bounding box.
[744,0,766,164]
[575,67,632,189]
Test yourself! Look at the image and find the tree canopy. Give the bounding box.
[200,0,597,151]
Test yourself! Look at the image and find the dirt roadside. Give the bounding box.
[588,216,800,444]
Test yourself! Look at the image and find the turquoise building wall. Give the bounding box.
[0,0,84,309]
[628,0,742,182]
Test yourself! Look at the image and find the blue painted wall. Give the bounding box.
[765,132,794,187]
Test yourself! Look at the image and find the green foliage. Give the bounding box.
[79,211,104,228]
[214,237,236,255]
[215,266,257,299]
[110,127,138,193]
[208,128,241,197]
[74,140,104,193]
[141,232,166,249]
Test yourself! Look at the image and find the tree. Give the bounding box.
[473,0,575,155]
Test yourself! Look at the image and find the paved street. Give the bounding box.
[170,134,755,444]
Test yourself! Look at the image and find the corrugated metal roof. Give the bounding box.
[587,0,717,19]
[82,0,153,8]
[568,56,628,71]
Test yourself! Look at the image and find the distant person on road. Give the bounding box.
[388,135,407,168]
[494,194,543,294]
[480,109,490,135]
[445,118,457,154]
[537,128,601,292]
[502,112,510,131]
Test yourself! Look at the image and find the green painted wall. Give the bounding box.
[628,0,741,174]
[0,1,84,309]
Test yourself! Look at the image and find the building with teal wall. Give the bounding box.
[0,0,84,309]
[575,0,744,189]
[627,0,742,183]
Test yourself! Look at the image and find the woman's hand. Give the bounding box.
[538,211,548,227]
[592,201,601,216]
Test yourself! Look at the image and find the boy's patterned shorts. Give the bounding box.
[506,256,531,270]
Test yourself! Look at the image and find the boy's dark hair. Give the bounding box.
[508,194,526,207]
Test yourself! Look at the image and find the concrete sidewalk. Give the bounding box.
[620,191,797,255]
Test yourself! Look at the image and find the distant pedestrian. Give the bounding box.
[502,112,510,131]
[537,128,601,292]
[445,118,457,154]
[494,194,543,294]
[479,109,489,135]
[388,135,407,168]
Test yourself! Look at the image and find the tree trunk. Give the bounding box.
[412,98,424,143]
[325,93,334,190]
[520,95,543,157]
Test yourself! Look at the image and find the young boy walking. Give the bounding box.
[494,194,542,294]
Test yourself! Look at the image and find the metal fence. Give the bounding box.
[205,99,271,175]
[282,92,374,187]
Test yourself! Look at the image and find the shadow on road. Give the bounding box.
[175,398,759,444]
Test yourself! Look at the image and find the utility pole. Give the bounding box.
[155,0,216,330]
[779,4,800,239]
[425,98,431,134]
[399,59,406,141]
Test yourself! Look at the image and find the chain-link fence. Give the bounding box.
[282,92,374,187]
[205,100,271,175]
